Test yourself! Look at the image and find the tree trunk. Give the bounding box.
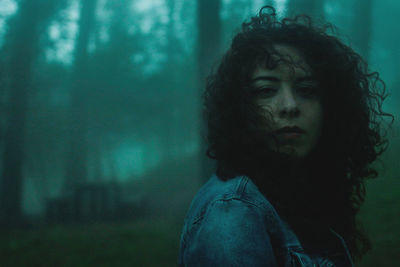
[286,0,325,20]
[197,0,221,181]
[350,0,372,60]
[63,0,98,194]
[0,0,63,226]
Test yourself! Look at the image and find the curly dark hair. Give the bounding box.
[203,6,394,262]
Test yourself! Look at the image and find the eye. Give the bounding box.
[296,86,319,97]
[254,87,277,97]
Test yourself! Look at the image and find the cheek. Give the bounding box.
[308,104,323,135]
[256,99,274,111]
[257,102,276,122]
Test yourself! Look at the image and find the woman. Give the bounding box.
[178,6,393,266]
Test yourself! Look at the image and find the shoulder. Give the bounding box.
[184,174,275,226]
[178,174,279,266]
[180,176,276,266]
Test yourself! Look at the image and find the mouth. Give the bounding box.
[274,126,305,141]
[279,132,303,140]
[275,126,305,134]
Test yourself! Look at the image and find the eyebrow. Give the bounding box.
[251,75,317,83]
[251,76,280,83]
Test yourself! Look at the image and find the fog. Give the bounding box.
[0,0,398,265]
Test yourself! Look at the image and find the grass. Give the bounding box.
[1,174,399,266]
[357,175,400,267]
[0,218,182,267]
[0,203,399,267]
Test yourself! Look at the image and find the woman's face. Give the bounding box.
[251,45,323,160]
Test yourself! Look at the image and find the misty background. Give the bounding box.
[0,0,398,266]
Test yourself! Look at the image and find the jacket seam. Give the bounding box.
[190,176,249,225]
[191,196,267,227]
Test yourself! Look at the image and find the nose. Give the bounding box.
[278,88,299,117]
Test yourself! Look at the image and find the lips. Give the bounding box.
[275,126,305,134]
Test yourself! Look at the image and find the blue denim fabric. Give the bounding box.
[178,174,355,267]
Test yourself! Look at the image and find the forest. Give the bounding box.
[0,0,399,266]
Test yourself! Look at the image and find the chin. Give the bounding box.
[279,146,308,160]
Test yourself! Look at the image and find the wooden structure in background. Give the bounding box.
[46,182,146,223]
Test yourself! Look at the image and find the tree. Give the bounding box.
[63,0,98,193]
[350,0,373,60]
[0,0,66,226]
[197,0,221,181]
[286,0,325,20]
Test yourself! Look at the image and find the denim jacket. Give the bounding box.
[178,174,355,266]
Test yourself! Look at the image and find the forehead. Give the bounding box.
[252,44,312,80]
[273,44,305,63]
